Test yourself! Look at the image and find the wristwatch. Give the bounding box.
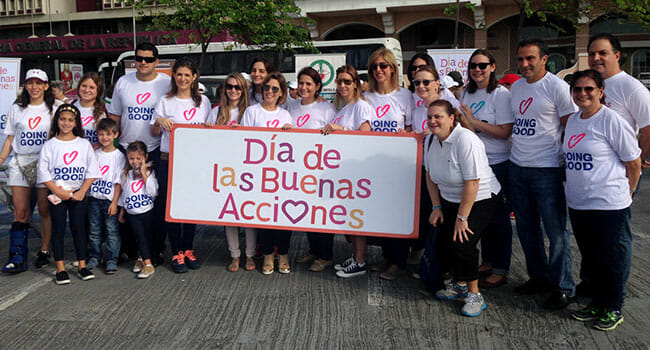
[456,214,468,222]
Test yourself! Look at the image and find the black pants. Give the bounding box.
[50,198,88,262]
[259,229,291,255]
[168,223,196,253]
[437,194,498,282]
[307,232,333,260]
[125,210,153,260]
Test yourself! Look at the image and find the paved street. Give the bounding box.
[0,176,648,349]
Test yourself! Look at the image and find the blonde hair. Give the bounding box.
[367,48,399,92]
[216,73,249,125]
[334,65,364,109]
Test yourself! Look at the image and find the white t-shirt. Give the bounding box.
[603,71,650,132]
[563,107,640,210]
[210,106,241,125]
[509,72,578,167]
[461,86,514,164]
[364,88,413,132]
[424,124,501,203]
[37,136,101,191]
[74,101,107,145]
[331,99,373,131]
[151,95,211,153]
[88,148,126,201]
[118,169,158,215]
[240,103,292,128]
[411,105,429,133]
[288,100,336,130]
[412,89,461,110]
[4,103,53,155]
[107,72,171,151]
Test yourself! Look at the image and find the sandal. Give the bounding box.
[244,257,256,271]
[228,257,240,272]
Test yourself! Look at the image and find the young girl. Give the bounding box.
[118,141,159,279]
[73,72,107,149]
[37,104,101,284]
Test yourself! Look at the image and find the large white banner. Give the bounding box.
[427,49,476,85]
[0,58,21,178]
[167,126,422,238]
[295,54,346,102]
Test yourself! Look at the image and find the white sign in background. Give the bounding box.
[168,127,421,237]
[295,53,346,101]
[0,57,21,179]
[427,49,476,85]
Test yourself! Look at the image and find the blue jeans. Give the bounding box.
[481,161,513,275]
[509,164,575,295]
[88,198,121,264]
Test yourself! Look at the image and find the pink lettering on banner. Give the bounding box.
[266,119,279,128]
[519,97,533,115]
[421,119,427,131]
[82,116,93,127]
[332,115,343,125]
[376,104,390,118]
[28,116,41,130]
[568,133,586,149]
[100,165,110,176]
[131,179,144,193]
[63,151,78,165]
[136,92,151,105]
[183,108,196,121]
[416,99,423,108]
[297,114,310,127]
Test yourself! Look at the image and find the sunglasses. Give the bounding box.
[413,79,435,87]
[572,86,597,93]
[336,78,353,86]
[135,55,157,63]
[263,85,280,93]
[225,83,242,91]
[409,64,427,72]
[469,62,490,70]
[370,62,390,71]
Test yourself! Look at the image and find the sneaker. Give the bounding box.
[132,258,144,273]
[105,262,118,275]
[379,264,405,281]
[571,304,602,322]
[86,257,99,271]
[55,271,70,285]
[172,252,188,273]
[594,310,624,331]
[137,264,155,279]
[34,251,50,268]
[77,268,95,281]
[334,257,355,271]
[461,293,486,317]
[296,253,315,264]
[335,260,367,278]
[184,250,200,270]
[435,281,469,300]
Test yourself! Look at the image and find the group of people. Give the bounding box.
[1,34,647,331]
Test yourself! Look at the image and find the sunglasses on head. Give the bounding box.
[336,78,353,86]
[413,79,435,87]
[135,55,157,63]
[572,86,596,93]
[370,62,390,71]
[409,64,427,72]
[469,62,490,70]
[225,83,242,91]
[263,85,280,93]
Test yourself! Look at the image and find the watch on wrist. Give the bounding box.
[456,214,468,222]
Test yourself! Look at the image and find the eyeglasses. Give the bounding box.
[263,85,280,93]
[469,62,490,70]
[409,64,427,72]
[413,79,435,87]
[135,55,157,63]
[370,62,390,71]
[572,86,596,93]
[336,78,353,86]
[225,83,242,91]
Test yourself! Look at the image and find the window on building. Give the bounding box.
[631,49,650,78]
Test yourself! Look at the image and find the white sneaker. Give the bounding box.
[137,264,154,279]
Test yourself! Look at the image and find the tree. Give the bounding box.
[132,0,315,71]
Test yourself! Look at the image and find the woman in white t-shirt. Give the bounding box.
[564,70,641,331]
[240,72,293,275]
[151,58,210,273]
[425,99,501,317]
[74,72,107,149]
[459,49,514,289]
[0,69,58,273]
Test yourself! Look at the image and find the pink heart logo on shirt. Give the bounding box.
[28,116,41,130]
[376,104,390,118]
[332,115,343,124]
[82,116,93,127]
[567,133,586,149]
[183,108,196,121]
[421,119,428,131]
[131,179,144,193]
[297,114,310,127]
[228,120,237,126]
[266,119,279,128]
[136,93,151,105]
[416,99,424,108]
[519,97,533,115]
[63,151,78,165]
[100,165,110,175]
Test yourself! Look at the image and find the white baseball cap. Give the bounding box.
[198,82,206,94]
[25,69,48,83]
[241,72,251,82]
[440,75,459,89]
[288,81,298,90]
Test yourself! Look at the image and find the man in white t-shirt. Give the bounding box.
[509,39,577,310]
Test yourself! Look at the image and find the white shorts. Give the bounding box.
[7,154,45,188]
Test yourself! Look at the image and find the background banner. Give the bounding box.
[427,48,476,84]
[0,57,21,180]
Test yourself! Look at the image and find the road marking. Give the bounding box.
[0,276,50,311]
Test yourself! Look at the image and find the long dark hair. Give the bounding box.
[49,104,83,139]
[408,53,435,92]
[167,57,202,107]
[466,49,498,94]
[78,72,106,121]
[18,80,55,113]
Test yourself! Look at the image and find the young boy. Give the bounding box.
[87,118,125,274]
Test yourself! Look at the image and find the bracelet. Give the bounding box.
[432,205,441,211]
